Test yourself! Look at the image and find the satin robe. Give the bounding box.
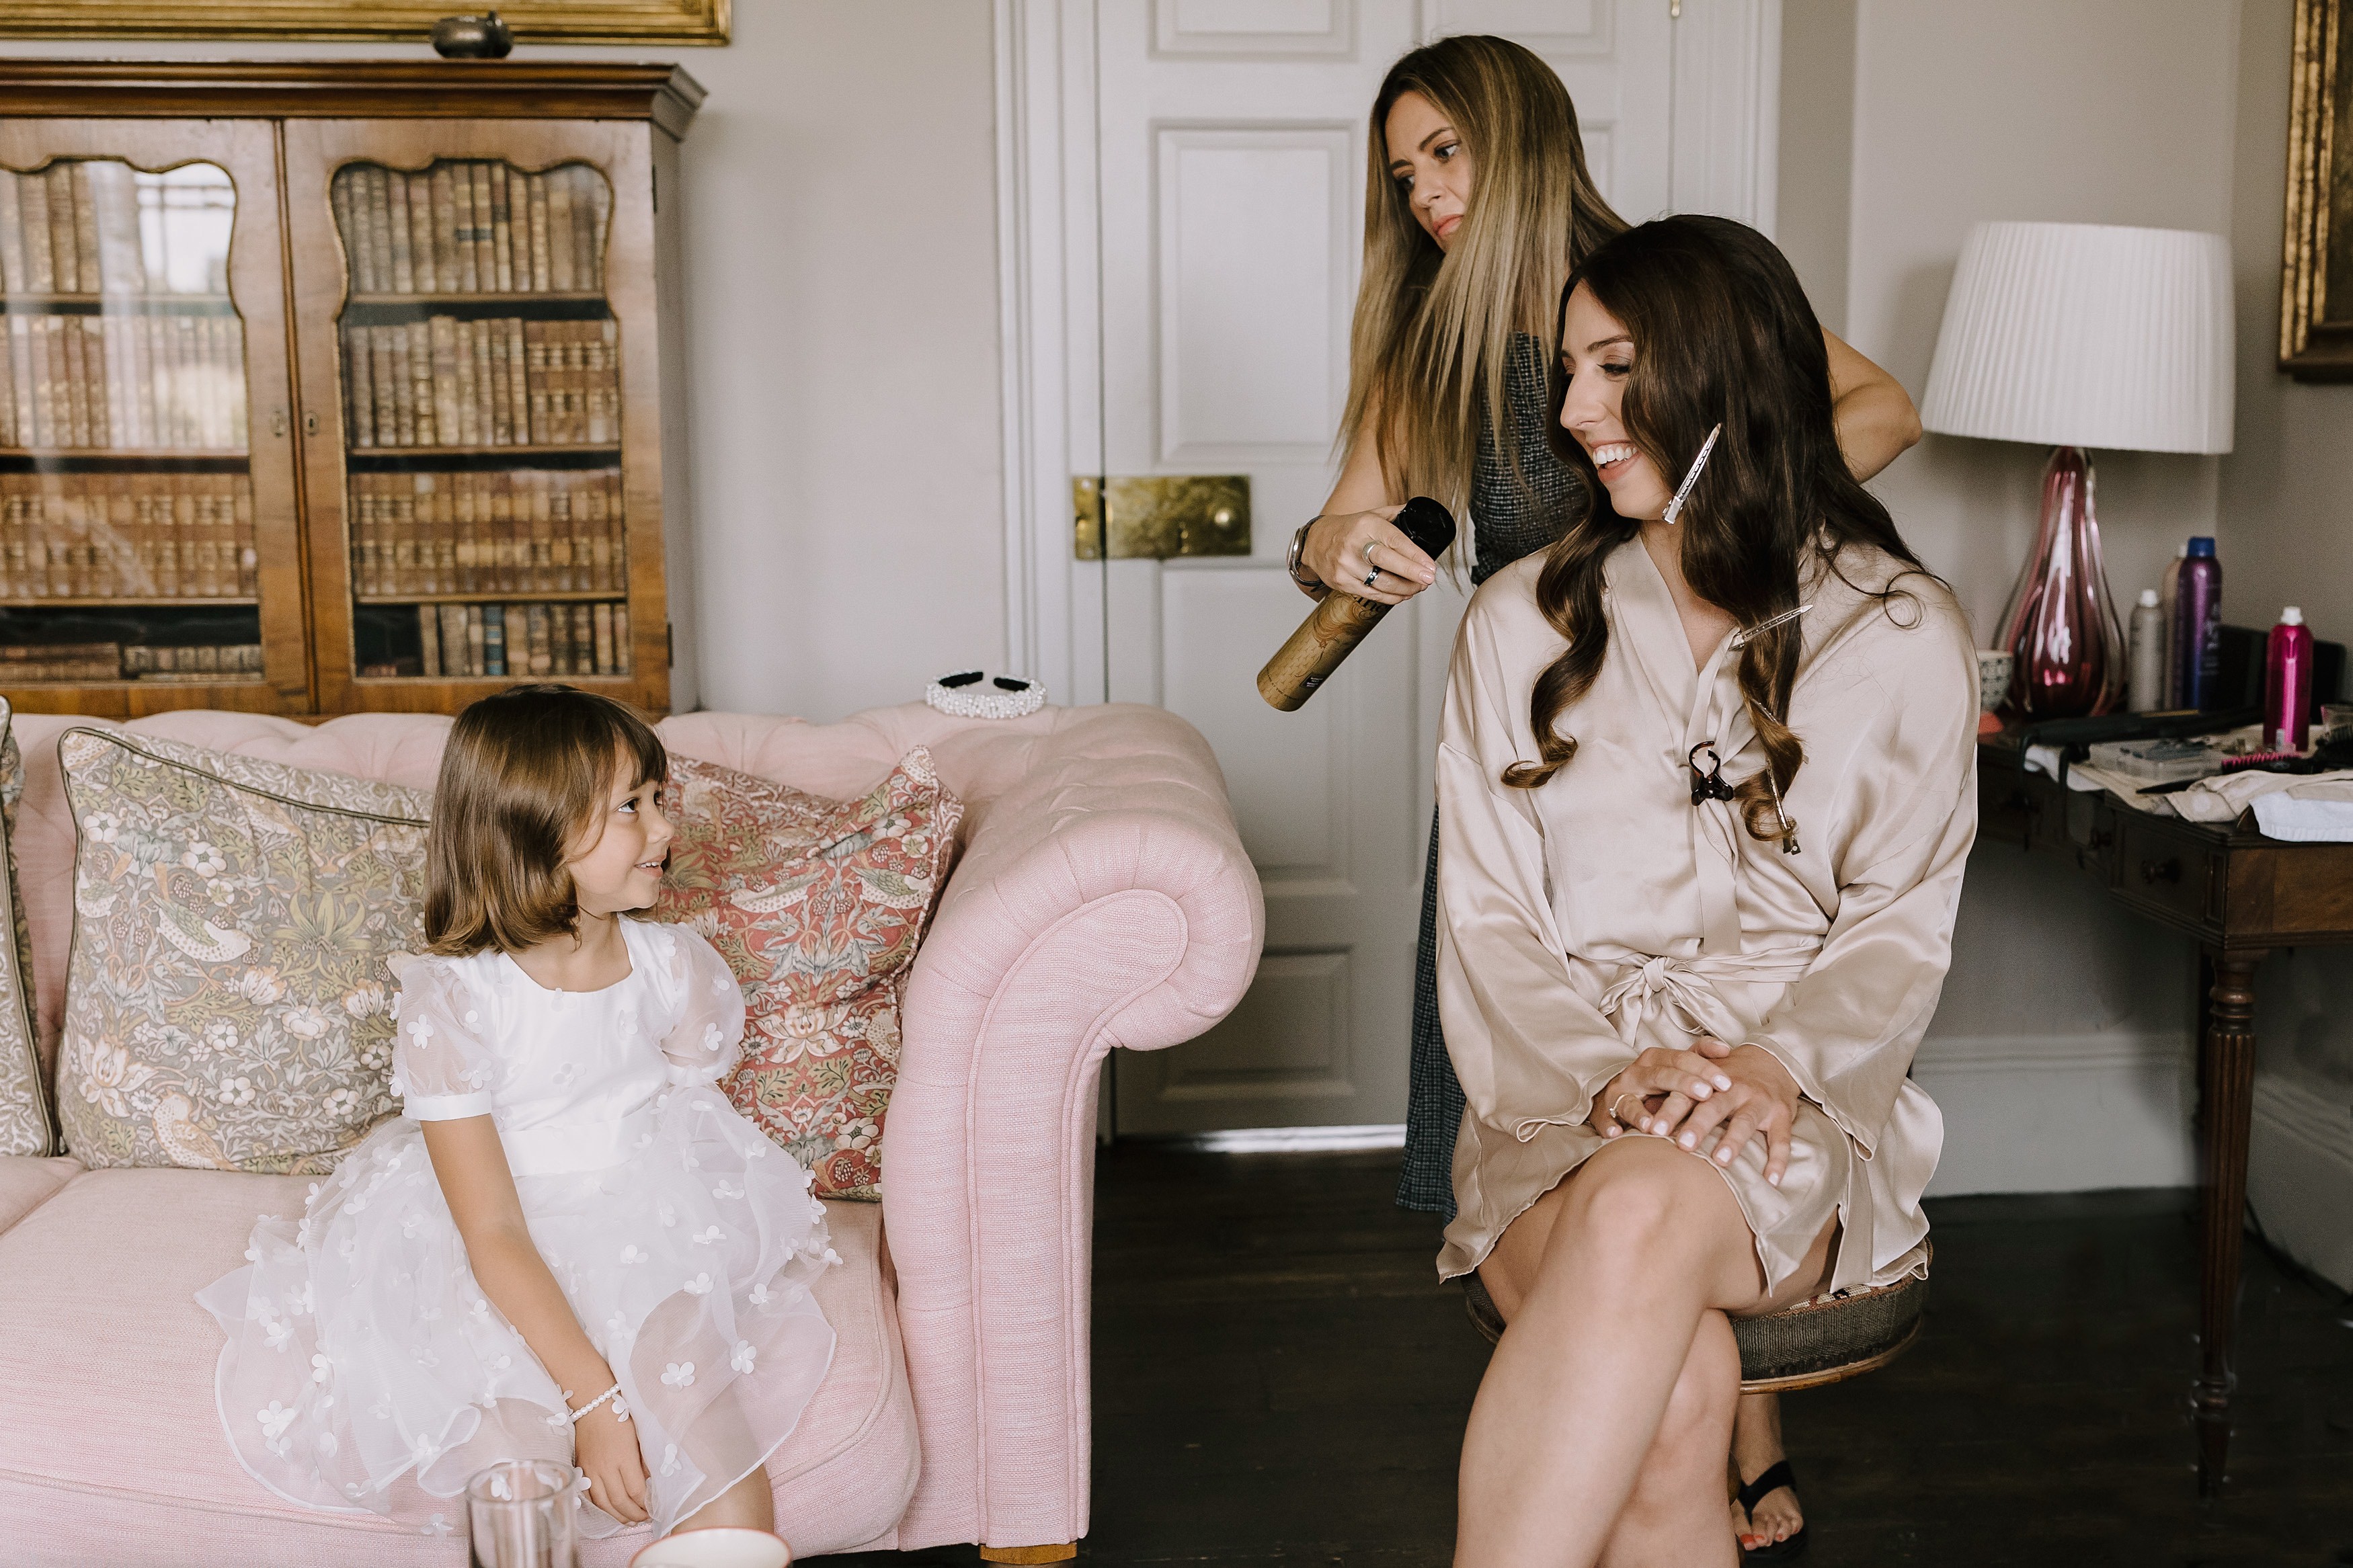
[1434,536,1977,1291]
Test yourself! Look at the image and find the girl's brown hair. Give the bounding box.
[424,683,668,956]
[1506,216,1927,844]
[1342,34,1626,520]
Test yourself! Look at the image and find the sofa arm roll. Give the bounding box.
[881,704,1262,1554]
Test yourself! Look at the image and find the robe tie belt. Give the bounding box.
[1594,947,1820,1050]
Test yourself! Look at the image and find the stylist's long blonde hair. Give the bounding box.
[1343,36,1626,516]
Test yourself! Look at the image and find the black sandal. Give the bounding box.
[1735,1458,1810,1561]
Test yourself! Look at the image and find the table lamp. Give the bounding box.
[1920,220,2235,718]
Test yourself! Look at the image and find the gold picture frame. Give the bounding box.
[2283,0,2353,377]
[0,0,725,45]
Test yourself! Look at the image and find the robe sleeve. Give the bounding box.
[1744,616,1979,1156]
[389,959,499,1120]
[1434,598,1636,1143]
[653,924,748,1088]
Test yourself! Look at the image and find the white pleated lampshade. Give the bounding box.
[1919,221,2234,455]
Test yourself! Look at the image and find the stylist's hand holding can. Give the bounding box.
[1297,505,1440,605]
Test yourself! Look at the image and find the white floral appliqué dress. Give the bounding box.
[198,919,838,1537]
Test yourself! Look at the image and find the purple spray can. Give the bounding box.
[2173,536,2223,710]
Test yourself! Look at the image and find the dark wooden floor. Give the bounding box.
[831,1147,2353,1567]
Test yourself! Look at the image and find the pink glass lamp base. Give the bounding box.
[1995,445,2126,719]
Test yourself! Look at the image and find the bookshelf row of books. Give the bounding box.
[0,161,224,298]
[350,468,625,597]
[0,311,246,452]
[0,472,257,600]
[342,318,619,449]
[0,641,262,684]
[331,161,610,298]
[401,600,630,679]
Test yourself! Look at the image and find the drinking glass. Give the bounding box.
[467,1458,584,1568]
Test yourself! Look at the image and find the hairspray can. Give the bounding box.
[2267,606,2315,750]
[2159,542,2186,708]
[2128,588,2165,712]
[2173,536,2221,710]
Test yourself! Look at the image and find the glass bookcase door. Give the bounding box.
[0,151,286,702]
[329,157,633,687]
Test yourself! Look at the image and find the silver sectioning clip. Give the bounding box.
[1661,423,1722,526]
[1728,602,1813,649]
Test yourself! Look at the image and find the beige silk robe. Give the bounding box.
[1434,536,1978,1292]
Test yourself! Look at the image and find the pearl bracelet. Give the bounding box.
[567,1382,629,1424]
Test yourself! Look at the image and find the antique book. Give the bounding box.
[547,169,576,294]
[612,604,629,673]
[345,325,374,448]
[526,173,551,292]
[406,319,436,446]
[69,164,102,294]
[0,174,26,294]
[44,166,78,294]
[450,164,479,294]
[17,170,54,294]
[471,163,497,290]
[450,318,478,446]
[481,602,506,676]
[485,318,512,445]
[489,163,514,292]
[387,170,415,294]
[440,602,470,675]
[464,604,486,675]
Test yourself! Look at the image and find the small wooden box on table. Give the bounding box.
[1977,734,2353,1494]
[0,60,703,718]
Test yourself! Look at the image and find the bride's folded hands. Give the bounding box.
[1590,1039,1804,1188]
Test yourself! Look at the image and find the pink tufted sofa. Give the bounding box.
[0,701,1263,1565]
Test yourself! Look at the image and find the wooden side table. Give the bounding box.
[1977,736,2353,1494]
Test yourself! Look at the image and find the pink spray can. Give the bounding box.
[2266,606,2315,751]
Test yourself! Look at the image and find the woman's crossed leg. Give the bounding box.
[1458,1137,1835,1568]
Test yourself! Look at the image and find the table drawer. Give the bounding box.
[2111,813,2225,932]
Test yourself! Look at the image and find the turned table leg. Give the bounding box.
[2193,946,2264,1497]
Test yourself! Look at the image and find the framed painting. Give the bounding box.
[2284,0,2353,378]
[0,0,725,45]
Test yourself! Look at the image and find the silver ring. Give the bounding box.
[1363,543,1381,587]
[1609,1092,1636,1125]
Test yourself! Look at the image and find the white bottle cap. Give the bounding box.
[2139,588,2159,606]
[2281,606,2305,626]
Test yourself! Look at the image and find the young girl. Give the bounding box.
[200,684,836,1540]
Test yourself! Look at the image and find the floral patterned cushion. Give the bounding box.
[54,728,431,1173]
[656,749,961,1200]
[0,699,48,1157]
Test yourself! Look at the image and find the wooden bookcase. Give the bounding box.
[0,61,703,718]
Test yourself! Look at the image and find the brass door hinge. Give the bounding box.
[1073,474,1250,561]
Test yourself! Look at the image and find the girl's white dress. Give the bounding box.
[198,919,838,1538]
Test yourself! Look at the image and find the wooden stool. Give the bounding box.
[1460,1251,1928,1394]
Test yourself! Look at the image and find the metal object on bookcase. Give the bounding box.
[431,12,513,58]
[1072,474,1250,561]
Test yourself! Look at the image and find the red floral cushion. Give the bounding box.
[655,748,961,1200]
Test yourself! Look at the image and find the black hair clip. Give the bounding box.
[1688,742,1736,806]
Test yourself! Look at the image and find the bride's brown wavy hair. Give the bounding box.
[1502,214,1926,845]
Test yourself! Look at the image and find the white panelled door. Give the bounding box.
[1031,0,1769,1136]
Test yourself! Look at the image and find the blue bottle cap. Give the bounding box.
[2187,536,2217,556]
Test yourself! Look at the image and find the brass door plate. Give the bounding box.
[1073,474,1250,560]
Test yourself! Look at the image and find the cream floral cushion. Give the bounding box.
[54,728,432,1173]
[0,698,48,1157]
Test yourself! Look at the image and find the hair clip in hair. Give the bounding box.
[1728,603,1812,650]
[1765,767,1800,855]
[1661,423,1722,526]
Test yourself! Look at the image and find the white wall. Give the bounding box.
[0,3,1010,721]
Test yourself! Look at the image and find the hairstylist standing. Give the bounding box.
[1283,35,1922,1558]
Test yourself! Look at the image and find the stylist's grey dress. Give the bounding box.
[1399,334,1586,1217]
